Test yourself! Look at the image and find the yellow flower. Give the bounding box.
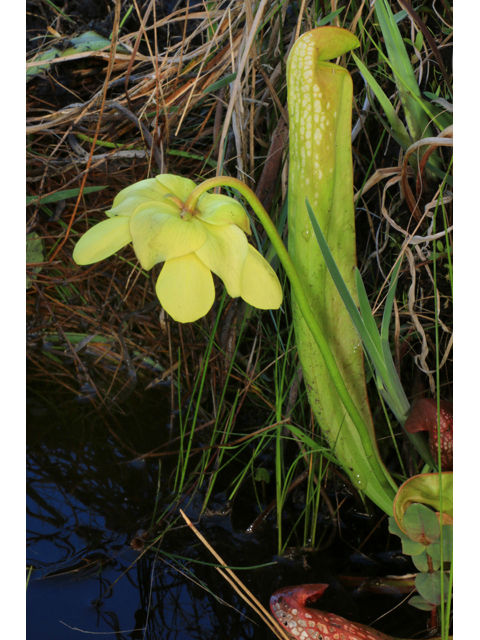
[73,174,283,322]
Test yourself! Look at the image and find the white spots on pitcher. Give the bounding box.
[288,32,340,194]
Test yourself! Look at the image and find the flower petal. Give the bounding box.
[155,174,197,202]
[130,203,207,270]
[107,178,180,218]
[240,245,283,309]
[197,193,251,233]
[195,222,248,298]
[73,216,131,265]
[156,254,215,322]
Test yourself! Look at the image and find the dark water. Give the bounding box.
[27,386,429,640]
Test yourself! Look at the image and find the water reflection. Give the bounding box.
[26,391,274,639]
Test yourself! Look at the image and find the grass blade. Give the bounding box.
[26,186,107,206]
[352,52,412,150]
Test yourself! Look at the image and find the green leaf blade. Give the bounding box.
[26,186,107,206]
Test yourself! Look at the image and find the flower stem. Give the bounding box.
[186,177,396,500]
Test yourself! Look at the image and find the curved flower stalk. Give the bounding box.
[287,27,397,514]
[73,174,282,322]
